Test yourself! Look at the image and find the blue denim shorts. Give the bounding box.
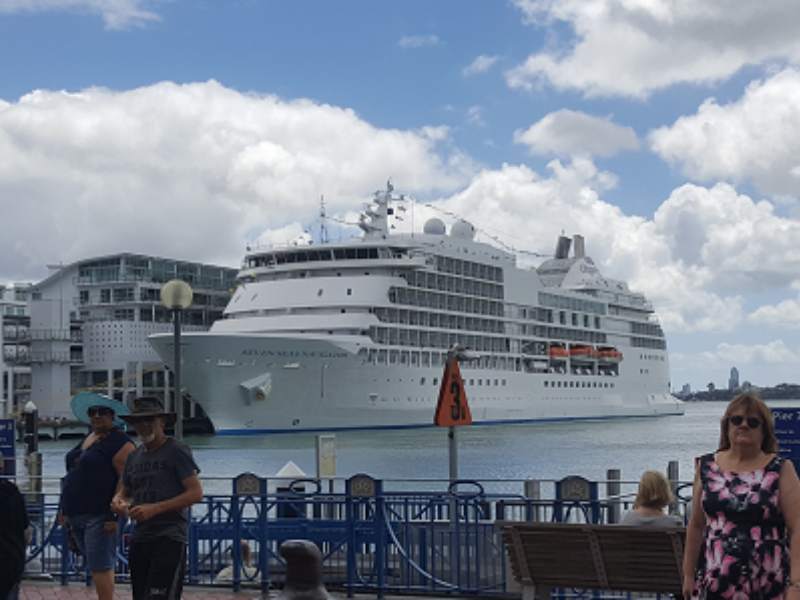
[68,514,118,572]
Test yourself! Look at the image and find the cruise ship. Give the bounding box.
[149,184,683,434]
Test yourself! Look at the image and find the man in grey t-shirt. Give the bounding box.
[111,397,203,600]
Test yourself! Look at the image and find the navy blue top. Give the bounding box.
[62,429,132,518]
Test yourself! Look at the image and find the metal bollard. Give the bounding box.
[276,539,331,600]
[23,401,38,454]
[23,401,41,495]
[667,460,680,516]
[606,469,621,524]
[524,479,541,522]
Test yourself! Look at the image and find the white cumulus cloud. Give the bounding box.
[506,0,800,98]
[0,80,474,281]
[0,0,160,29]
[749,299,800,329]
[514,109,639,158]
[650,68,800,198]
[651,182,800,290]
[715,340,799,365]
[463,54,500,77]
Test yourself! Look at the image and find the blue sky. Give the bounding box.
[2,0,800,390]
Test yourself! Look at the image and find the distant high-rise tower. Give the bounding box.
[728,367,740,391]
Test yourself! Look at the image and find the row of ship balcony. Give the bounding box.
[2,350,84,364]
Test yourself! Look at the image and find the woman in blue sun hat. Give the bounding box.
[60,393,135,600]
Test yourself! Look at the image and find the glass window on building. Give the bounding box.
[100,289,111,303]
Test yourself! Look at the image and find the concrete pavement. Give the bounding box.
[21,581,265,600]
[20,580,432,600]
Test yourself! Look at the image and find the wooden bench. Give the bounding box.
[499,521,685,599]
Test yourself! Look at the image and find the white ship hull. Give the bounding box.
[150,332,683,435]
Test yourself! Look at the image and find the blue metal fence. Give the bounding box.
[18,473,690,598]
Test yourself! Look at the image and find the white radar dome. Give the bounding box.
[423,218,446,235]
[450,220,476,240]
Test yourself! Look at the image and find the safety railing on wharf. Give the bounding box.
[15,473,693,599]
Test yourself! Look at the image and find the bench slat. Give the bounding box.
[500,522,685,595]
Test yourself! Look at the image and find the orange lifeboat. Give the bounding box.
[596,348,623,363]
[549,345,569,359]
[570,345,594,359]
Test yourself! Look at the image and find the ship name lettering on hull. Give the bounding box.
[241,349,347,359]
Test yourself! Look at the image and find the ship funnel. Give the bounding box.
[573,234,585,258]
[554,235,572,259]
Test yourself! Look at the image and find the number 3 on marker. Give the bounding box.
[450,379,461,420]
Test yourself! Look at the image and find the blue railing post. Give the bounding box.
[59,521,70,586]
[453,494,461,590]
[188,506,198,584]
[259,482,269,594]
[374,479,385,599]
[231,492,241,592]
[345,487,355,597]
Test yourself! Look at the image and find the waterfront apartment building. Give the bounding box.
[18,253,237,419]
[0,284,32,418]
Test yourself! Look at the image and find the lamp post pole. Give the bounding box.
[172,306,183,441]
[160,279,193,442]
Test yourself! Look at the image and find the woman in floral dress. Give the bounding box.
[683,393,800,599]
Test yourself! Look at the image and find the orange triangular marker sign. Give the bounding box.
[434,358,472,427]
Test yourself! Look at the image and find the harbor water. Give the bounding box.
[25,400,799,492]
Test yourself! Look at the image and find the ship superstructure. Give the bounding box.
[150,184,682,433]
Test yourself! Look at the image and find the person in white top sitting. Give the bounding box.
[620,470,682,527]
[214,541,258,584]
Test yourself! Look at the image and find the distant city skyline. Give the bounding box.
[1,1,799,389]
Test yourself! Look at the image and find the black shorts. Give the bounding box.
[129,538,186,600]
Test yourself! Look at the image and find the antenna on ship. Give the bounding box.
[358,178,406,239]
[319,195,329,244]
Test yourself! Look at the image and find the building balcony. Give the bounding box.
[29,329,76,341]
[29,352,73,364]
[3,354,30,365]
[2,329,30,341]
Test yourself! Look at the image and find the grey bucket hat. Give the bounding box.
[119,396,176,423]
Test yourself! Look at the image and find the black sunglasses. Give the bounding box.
[729,415,761,429]
[87,406,114,417]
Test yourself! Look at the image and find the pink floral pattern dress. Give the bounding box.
[695,453,787,599]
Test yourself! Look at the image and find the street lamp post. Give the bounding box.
[160,279,193,441]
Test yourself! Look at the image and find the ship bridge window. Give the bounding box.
[332,247,380,260]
